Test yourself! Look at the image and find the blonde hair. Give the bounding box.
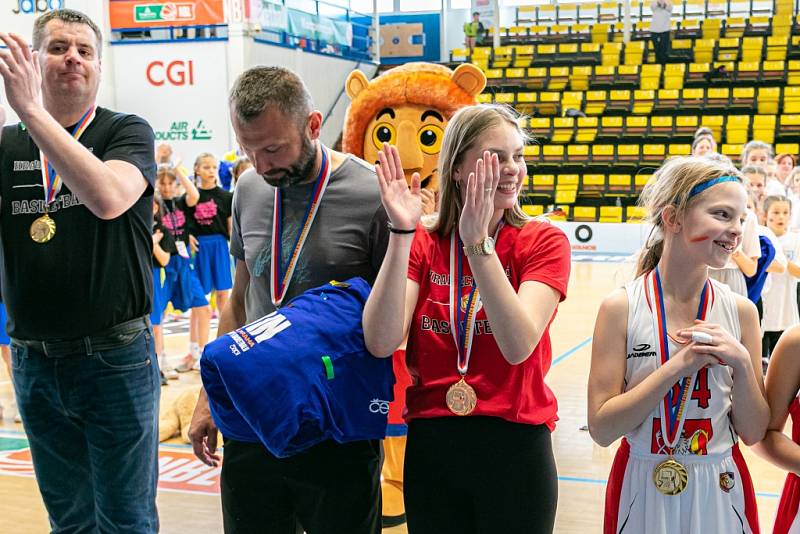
[636,156,745,277]
[427,104,530,236]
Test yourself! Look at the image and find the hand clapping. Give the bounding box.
[375,143,422,233]
[459,151,500,245]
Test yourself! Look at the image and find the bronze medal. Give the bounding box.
[446,377,477,416]
[30,214,56,244]
[653,457,689,496]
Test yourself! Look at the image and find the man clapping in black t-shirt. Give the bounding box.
[0,9,159,533]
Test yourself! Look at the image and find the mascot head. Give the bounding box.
[343,62,486,194]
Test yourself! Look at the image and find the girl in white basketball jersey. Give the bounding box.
[588,156,769,534]
[753,326,800,533]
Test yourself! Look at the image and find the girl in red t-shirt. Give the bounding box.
[363,104,570,533]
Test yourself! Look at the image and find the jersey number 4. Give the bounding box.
[670,368,711,409]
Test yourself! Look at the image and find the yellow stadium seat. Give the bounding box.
[726,115,751,144]
[626,206,648,222]
[570,66,592,91]
[494,93,515,105]
[483,68,503,81]
[784,87,800,113]
[492,46,514,68]
[634,173,653,194]
[607,90,632,114]
[767,36,789,62]
[451,48,470,62]
[607,174,633,196]
[632,90,655,114]
[776,143,800,155]
[576,117,599,143]
[757,87,781,115]
[505,67,526,80]
[681,88,705,113]
[625,116,648,137]
[602,42,623,66]
[731,87,756,111]
[716,37,740,62]
[528,118,552,142]
[707,88,731,111]
[542,145,565,165]
[523,145,541,164]
[567,145,590,164]
[693,40,715,64]
[788,61,800,86]
[668,144,691,157]
[599,206,623,223]
[779,115,800,137]
[573,206,598,222]
[513,45,535,68]
[642,144,666,166]
[525,67,548,90]
[617,145,641,167]
[650,116,674,138]
[581,174,607,196]
[675,116,700,138]
[640,64,662,91]
[599,116,623,140]
[654,89,680,113]
[592,144,616,165]
[721,144,744,160]
[663,63,686,89]
[515,92,537,114]
[585,91,608,116]
[753,115,776,144]
[552,118,576,144]
[762,60,787,85]
[549,67,571,91]
[742,37,764,63]
[701,115,725,140]
[522,204,545,217]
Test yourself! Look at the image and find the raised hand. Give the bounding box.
[375,143,422,231]
[0,33,42,120]
[459,150,500,245]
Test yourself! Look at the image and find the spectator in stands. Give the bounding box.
[788,168,800,231]
[692,127,717,157]
[776,153,796,189]
[464,12,484,50]
[650,1,673,64]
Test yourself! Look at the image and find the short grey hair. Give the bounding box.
[33,9,103,58]
[229,66,313,126]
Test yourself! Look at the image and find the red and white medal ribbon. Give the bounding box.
[448,223,504,376]
[40,105,96,207]
[270,145,331,308]
[645,268,713,451]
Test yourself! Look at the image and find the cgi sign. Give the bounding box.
[146,60,195,87]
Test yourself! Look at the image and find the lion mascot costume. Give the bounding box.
[342,61,486,526]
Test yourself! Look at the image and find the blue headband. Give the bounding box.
[689,175,740,198]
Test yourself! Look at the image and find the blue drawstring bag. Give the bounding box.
[201,277,395,457]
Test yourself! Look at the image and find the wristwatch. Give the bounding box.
[463,236,495,257]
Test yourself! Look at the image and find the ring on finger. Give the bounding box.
[484,188,493,192]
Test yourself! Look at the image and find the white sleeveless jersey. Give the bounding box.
[623,275,741,457]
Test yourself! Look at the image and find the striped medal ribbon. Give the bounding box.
[646,267,713,495]
[32,105,96,244]
[270,145,332,308]
[445,222,503,416]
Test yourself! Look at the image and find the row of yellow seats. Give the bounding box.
[520,204,647,223]
[481,86,791,119]
[524,114,800,147]
[454,36,790,70]
[523,142,800,169]
[480,60,788,92]
[511,2,789,33]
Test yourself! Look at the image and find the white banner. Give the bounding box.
[551,221,651,257]
[111,40,232,163]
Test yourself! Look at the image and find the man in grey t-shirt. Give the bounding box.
[188,66,388,534]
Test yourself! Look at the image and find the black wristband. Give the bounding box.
[388,222,416,234]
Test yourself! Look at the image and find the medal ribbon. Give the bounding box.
[448,222,504,376]
[39,105,96,206]
[647,267,713,451]
[270,145,331,307]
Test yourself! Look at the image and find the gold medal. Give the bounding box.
[653,457,688,495]
[446,377,477,416]
[30,214,56,244]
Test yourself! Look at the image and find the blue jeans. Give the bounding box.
[11,326,160,533]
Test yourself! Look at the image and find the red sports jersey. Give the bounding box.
[404,220,570,428]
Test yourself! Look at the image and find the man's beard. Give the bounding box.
[261,135,318,188]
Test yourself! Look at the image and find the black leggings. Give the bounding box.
[404,416,558,534]
[763,330,784,361]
